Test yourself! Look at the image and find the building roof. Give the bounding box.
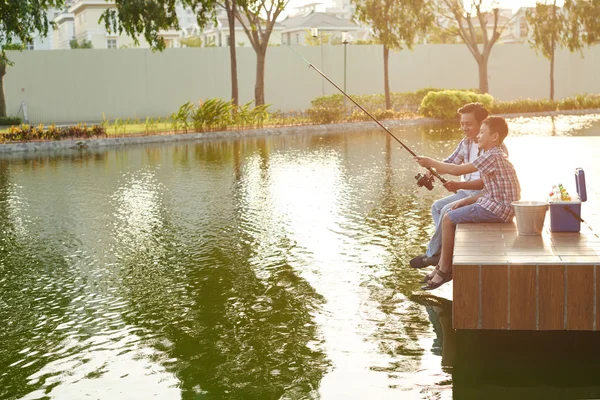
[279,11,357,30]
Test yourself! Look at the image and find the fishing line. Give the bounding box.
[277,36,449,188]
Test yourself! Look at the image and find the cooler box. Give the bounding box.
[549,168,587,232]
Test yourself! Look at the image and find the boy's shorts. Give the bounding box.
[447,203,503,225]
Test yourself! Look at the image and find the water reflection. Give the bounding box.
[1,114,600,399]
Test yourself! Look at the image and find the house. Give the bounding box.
[278,10,363,46]
[50,0,193,49]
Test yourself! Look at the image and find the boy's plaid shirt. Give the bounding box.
[444,138,508,181]
[472,146,521,222]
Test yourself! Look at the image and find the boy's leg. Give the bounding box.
[430,204,503,285]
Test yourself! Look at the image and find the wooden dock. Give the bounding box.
[452,221,600,331]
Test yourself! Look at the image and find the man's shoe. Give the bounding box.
[409,254,440,269]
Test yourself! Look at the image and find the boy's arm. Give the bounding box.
[415,156,477,176]
[450,193,483,210]
[443,178,484,193]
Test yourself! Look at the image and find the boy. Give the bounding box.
[415,116,521,290]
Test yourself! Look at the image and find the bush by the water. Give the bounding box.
[0,116,22,126]
[418,90,494,120]
[1,123,106,142]
[305,87,460,124]
[490,94,600,114]
[171,99,270,132]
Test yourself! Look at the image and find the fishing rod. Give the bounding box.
[280,40,449,190]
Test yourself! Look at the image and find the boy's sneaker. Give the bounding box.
[409,254,440,269]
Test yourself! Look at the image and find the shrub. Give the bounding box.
[491,98,556,114]
[307,94,345,124]
[0,116,22,126]
[419,90,494,120]
[1,124,106,142]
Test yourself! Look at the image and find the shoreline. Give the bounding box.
[1,109,600,154]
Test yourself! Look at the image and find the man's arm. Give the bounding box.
[415,156,477,176]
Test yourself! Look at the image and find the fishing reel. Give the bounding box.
[415,173,434,191]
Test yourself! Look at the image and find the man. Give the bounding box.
[410,102,499,269]
[415,116,521,290]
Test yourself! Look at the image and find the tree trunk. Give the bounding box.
[550,51,555,101]
[0,63,6,118]
[478,56,489,94]
[226,0,238,107]
[255,48,266,105]
[383,45,391,110]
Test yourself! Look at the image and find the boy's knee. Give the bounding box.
[443,213,453,224]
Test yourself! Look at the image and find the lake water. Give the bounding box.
[2,114,600,399]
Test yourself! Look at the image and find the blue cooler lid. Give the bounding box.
[575,168,587,202]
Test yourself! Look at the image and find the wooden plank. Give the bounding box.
[481,265,509,330]
[454,255,561,265]
[538,265,565,330]
[509,265,537,330]
[566,265,594,331]
[453,265,479,330]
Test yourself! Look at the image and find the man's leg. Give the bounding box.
[425,191,469,258]
[410,191,470,269]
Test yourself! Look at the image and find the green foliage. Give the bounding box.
[100,0,217,51]
[0,0,66,117]
[562,0,600,51]
[0,116,22,126]
[353,0,434,52]
[1,123,106,142]
[192,99,234,131]
[418,90,493,120]
[490,94,600,114]
[180,37,202,47]
[491,98,556,114]
[171,102,194,132]
[526,2,565,61]
[304,30,332,46]
[165,99,272,133]
[306,94,345,124]
[557,94,600,110]
[70,39,93,49]
[305,88,461,124]
[0,0,64,48]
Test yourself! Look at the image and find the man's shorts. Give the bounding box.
[447,203,503,225]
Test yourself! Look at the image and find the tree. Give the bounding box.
[234,0,288,106]
[526,0,600,101]
[437,0,511,94]
[0,0,65,117]
[526,1,564,100]
[562,0,600,51]
[70,39,94,49]
[354,0,434,109]
[100,0,242,106]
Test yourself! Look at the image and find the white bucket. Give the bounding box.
[512,201,549,236]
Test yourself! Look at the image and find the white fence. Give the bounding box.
[5,44,600,124]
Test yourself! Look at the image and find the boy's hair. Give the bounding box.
[458,103,489,124]
[482,116,509,142]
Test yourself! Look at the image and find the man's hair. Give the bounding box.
[482,116,509,142]
[458,102,489,124]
